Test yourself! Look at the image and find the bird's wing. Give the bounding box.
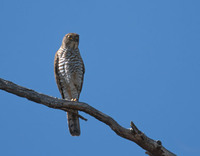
[78,59,85,96]
[54,52,65,99]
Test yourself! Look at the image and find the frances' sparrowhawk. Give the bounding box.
[54,33,85,136]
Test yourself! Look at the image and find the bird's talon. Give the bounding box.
[73,98,77,101]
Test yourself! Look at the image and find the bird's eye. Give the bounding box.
[68,35,73,40]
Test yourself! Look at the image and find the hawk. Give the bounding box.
[54,33,85,136]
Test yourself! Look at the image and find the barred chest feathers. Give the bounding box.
[57,47,84,82]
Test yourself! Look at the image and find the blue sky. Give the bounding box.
[0,0,200,156]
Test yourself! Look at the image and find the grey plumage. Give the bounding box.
[54,33,85,136]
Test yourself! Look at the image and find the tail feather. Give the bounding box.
[67,109,80,136]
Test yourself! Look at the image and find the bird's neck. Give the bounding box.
[61,42,79,50]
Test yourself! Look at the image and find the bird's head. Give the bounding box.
[61,33,79,49]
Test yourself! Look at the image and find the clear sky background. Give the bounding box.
[0,0,200,156]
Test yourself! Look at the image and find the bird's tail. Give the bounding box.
[67,109,80,136]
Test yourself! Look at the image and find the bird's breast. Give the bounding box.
[57,48,84,77]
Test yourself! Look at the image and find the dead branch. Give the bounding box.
[0,78,176,156]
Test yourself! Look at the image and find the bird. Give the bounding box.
[54,33,85,136]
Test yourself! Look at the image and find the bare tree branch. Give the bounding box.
[0,78,176,156]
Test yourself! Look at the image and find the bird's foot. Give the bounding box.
[71,98,78,101]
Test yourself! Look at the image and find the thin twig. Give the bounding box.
[61,108,87,121]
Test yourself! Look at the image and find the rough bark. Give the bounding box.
[0,78,176,156]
